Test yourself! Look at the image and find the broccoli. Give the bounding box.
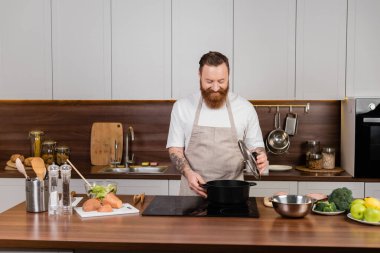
[328,187,353,212]
[314,201,337,212]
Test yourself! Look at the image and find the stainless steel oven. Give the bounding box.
[341,98,380,178]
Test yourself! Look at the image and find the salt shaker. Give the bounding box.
[48,163,60,215]
[59,163,72,215]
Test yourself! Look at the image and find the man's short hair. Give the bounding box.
[199,51,230,74]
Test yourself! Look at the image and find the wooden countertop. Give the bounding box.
[1,160,380,182]
[0,196,379,253]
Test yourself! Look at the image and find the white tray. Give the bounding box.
[74,203,139,218]
[347,213,380,226]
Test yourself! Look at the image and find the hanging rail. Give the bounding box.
[253,102,310,113]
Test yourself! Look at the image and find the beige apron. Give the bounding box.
[179,97,245,196]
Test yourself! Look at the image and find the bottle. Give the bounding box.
[322,147,335,169]
[59,163,72,215]
[56,145,70,165]
[41,140,57,165]
[48,163,60,215]
[305,140,320,167]
[28,130,44,157]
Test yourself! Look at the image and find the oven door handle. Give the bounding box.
[363,118,380,123]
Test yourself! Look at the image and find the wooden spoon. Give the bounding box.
[31,157,46,181]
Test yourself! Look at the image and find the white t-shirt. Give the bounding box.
[166,91,264,150]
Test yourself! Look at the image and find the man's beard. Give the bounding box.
[200,83,229,109]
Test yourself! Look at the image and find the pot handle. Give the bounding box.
[200,183,209,189]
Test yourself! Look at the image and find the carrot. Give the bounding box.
[102,192,123,209]
[97,204,113,212]
[82,198,101,212]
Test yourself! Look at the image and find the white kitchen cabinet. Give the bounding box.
[172,0,233,99]
[248,181,297,197]
[0,0,52,99]
[168,180,181,196]
[365,183,380,199]
[0,178,25,213]
[51,0,111,99]
[346,0,380,97]
[296,0,346,99]
[112,0,171,99]
[72,179,168,195]
[234,0,296,100]
[298,182,365,198]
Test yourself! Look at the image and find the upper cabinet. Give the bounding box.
[346,0,380,97]
[51,0,111,99]
[296,0,347,100]
[172,0,233,99]
[0,0,52,99]
[234,0,296,100]
[112,0,171,99]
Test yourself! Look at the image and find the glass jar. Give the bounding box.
[56,145,70,165]
[28,130,44,157]
[308,153,323,170]
[306,140,320,167]
[48,163,60,215]
[41,140,56,165]
[322,147,335,169]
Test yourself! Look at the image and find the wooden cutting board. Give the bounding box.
[90,122,123,166]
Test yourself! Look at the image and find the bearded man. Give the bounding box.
[167,51,268,197]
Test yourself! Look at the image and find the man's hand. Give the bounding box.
[253,147,269,175]
[168,147,207,197]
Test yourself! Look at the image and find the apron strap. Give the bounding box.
[193,95,239,143]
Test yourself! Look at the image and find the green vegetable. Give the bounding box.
[328,187,353,212]
[315,201,337,212]
[88,184,117,200]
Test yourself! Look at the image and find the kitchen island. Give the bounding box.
[0,196,379,253]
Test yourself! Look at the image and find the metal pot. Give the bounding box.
[266,111,290,155]
[202,180,256,204]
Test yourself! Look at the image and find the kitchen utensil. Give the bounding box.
[238,140,260,179]
[284,112,298,136]
[201,180,256,205]
[15,158,29,180]
[30,157,46,181]
[90,122,123,166]
[66,159,91,187]
[271,195,313,218]
[266,110,290,155]
[26,177,48,212]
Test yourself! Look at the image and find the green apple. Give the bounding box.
[350,203,366,220]
[363,207,380,223]
[350,199,365,208]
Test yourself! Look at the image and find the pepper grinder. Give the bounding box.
[48,163,60,215]
[59,163,72,215]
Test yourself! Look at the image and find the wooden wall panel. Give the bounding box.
[0,100,340,169]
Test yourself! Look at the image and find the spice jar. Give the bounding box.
[305,140,320,167]
[41,140,56,165]
[56,145,70,165]
[28,130,44,157]
[308,153,323,170]
[322,147,335,169]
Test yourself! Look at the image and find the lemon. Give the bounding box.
[364,197,380,210]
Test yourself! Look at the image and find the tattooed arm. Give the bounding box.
[168,147,206,197]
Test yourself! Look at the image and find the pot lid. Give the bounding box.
[238,140,260,179]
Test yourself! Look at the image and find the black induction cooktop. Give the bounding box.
[142,196,259,218]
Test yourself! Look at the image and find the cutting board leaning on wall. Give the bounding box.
[90,122,123,166]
